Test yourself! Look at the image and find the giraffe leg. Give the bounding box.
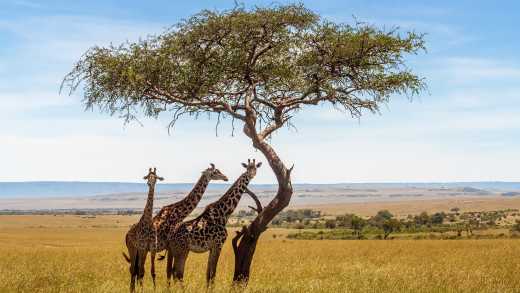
[166,248,174,287]
[173,248,189,282]
[206,246,222,286]
[129,247,138,293]
[137,250,148,291]
[150,252,156,289]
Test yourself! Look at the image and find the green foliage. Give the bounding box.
[511,220,520,233]
[351,215,367,238]
[277,208,520,241]
[325,219,337,229]
[62,4,425,133]
[376,210,394,221]
[274,209,321,224]
[336,214,355,228]
[430,212,446,225]
[382,218,401,239]
[288,229,358,240]
[369,209,394,228]
[415,211,431,226]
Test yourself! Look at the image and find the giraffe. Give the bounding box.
[148,163,228,287]
[166,159,262,286]
[123,167,164,292]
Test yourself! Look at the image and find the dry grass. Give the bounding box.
[1,215,520,292]
[301,196,520,216]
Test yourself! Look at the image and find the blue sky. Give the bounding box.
[1,0,519,183]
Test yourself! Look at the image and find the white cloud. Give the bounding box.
[435,57,520,84]
[0,16,164,76]
[0,15,165,87]
[334,16,471,49]
[444,88,520,110]
[0,129,279,183]
[0,15,165,58]
[0,92,74,111]
[0,15,165,110]
[266,131,520,183]
[4,120,519,184]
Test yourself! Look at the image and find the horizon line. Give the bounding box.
[1,180,520,185]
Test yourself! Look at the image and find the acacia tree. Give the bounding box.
[62,4,425,284]
[382,218,401,239]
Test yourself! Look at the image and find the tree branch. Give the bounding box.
[245,187,263,214]
[145,83,247,121]
[232,225,248,256]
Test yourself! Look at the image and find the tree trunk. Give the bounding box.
[232,126,293,284]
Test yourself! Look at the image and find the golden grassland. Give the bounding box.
[1,215,520,292]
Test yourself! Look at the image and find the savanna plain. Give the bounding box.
[1,213,520,293]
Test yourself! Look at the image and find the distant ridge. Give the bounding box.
[0,181,217,198]
[0,181,519,199]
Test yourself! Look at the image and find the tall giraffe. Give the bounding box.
[166,159,262,286]
[123,167,163,292]
[148,164,228,286]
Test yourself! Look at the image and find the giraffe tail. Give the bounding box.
[122,252,131,263]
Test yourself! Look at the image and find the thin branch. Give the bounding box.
[245,187,263,214]
[258,115,291,140]
[252,96,277,109]
[287,164,295,179]
[231,115,236,137]
[145,82,247,121]
[215,112,221,137]
[232,225,247,256]
[257,105,290,140]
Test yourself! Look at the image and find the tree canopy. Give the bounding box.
[62,4,425,139]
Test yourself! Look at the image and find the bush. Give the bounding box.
[325,219,337,229]
[510,220,520,233]
[295,223,305,229]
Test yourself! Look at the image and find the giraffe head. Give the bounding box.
[143,167,164,187]
[202,163,229,181]
[241,159,262,179]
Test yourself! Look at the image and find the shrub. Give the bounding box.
[325,219,337,229]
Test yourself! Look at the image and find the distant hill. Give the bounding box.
[502,192,520,197]
[0,181,519,199]
[0,182,206,198]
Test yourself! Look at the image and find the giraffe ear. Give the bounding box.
[242,163,248,168]
[256,162,262,168]
[210,163,215,169]
[157,176,164,181]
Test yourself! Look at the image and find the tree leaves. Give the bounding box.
[63,4,425,136]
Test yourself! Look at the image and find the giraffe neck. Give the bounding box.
[141,184,155,225]
[216,172,251,220]
[178,174,210,218]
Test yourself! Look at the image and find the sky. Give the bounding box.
[0,0,519,184]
